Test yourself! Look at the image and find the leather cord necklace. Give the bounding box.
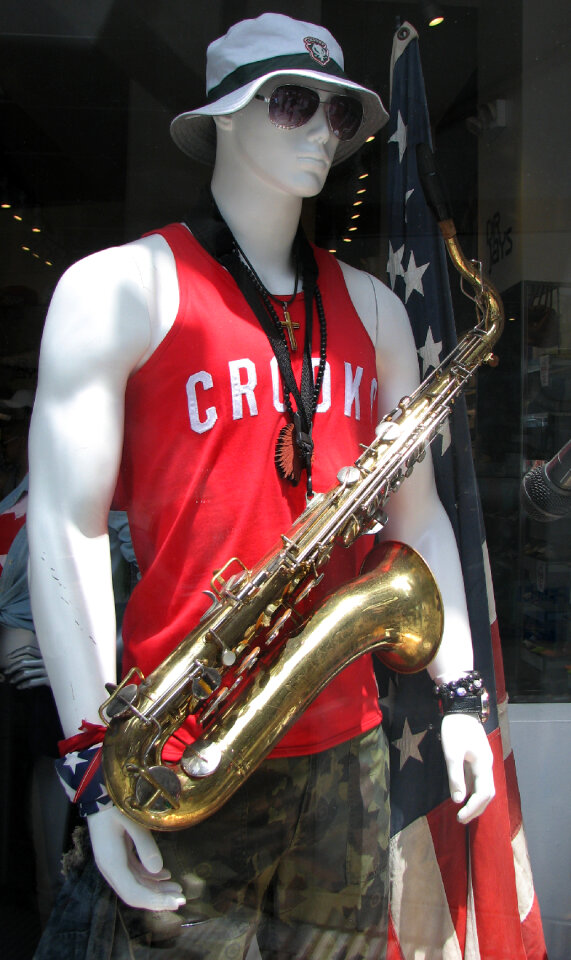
[185,192,327,498]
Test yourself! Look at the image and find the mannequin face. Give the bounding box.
[217,76,340,198]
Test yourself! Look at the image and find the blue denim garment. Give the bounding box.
[33,829,132,960]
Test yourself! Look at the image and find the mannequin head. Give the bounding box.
[213,76,340,200]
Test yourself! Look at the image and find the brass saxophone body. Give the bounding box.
[101,219,505,832]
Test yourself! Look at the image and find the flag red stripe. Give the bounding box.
[490,618,506,704]
[470,729,527,958]
[426,799,468,952]
[387,910,406,960]
[521,894,548,960]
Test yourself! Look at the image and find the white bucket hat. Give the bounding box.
[170,12,388,167]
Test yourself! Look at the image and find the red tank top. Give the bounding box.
[117,223,382,757]
[0,495,27,573]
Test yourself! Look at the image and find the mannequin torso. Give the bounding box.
[27,74,494,915]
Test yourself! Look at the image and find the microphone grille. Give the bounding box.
[521,465,571,521]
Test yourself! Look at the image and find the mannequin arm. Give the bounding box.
[28,246,185,909]
[342,265,494,821]
[28,248,148,731]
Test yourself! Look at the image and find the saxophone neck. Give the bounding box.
[416,143,504,350]
[439,219,505,349]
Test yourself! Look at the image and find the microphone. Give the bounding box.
[520,438,571,521]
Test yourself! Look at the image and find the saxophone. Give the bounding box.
[100,147,505,831]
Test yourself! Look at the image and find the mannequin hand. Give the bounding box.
[441,713,495,824]
[87,804,186,910]
[4,644,50,689]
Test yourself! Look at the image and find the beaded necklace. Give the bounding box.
[185,192,327,498]
[232,238,327,497]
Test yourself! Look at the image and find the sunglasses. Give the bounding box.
[254,84,363,142]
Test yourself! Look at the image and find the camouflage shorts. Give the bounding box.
[118,724,390,960]
[35,726,389,960]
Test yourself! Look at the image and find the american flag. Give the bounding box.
[380,21,547,958]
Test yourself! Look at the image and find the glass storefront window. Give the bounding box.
[1,2,568,956]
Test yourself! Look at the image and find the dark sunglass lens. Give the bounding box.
[327,96,363,141]
[269,85,320,128]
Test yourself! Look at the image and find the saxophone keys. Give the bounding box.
[236,646,260,674]
[103,682,140,720]
[337,465,361,486]
[133,765,182,812]
[192,667,222,701]
[296,573,324,604]
[404,458,417,478]
[208,628,237,667]
[200,590,221,620]
[200,686,230,723]
[375,420,401,441]
[266,609,292,644]
[234,638,251,657]
[181,739,222,779]
[259,601,280,628]
[341,515,361,547]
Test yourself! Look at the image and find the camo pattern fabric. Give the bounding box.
[118,724,390,960]
[34,726,389,960]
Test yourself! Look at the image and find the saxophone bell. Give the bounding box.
[102,540,443,830]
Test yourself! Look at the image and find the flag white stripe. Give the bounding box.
[499,697,513,761]
[481,539,497,625]
[390,817,462,959]
[465,860,482,960]
[512,823,536,923]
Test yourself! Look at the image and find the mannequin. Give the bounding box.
[28,13,494,958]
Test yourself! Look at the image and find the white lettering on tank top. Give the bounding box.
[187,357,373,434]
[270,357,286,413]
[370,378,378,420]
[344,363,363,420]
[270,357,332,413]
[186,371,217,433]
[313,358,331,412]
[229,359,258,420]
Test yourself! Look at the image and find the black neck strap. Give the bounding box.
[184,191,326,494]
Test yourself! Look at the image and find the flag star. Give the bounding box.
[438,420,452,456]
[404,187,414,223]
[403,250,430,303]
[418,326,443,377]
[404,188,414,223]
[388,110,408,162]
[393,718,427,770]
[64,751,86,775]
[379,675,399,720]
[387,242,405,289]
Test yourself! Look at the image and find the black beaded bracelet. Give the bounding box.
[433,670,490,722]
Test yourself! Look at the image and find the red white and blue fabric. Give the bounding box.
[381,20,547,958]
[55,724,110,817]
